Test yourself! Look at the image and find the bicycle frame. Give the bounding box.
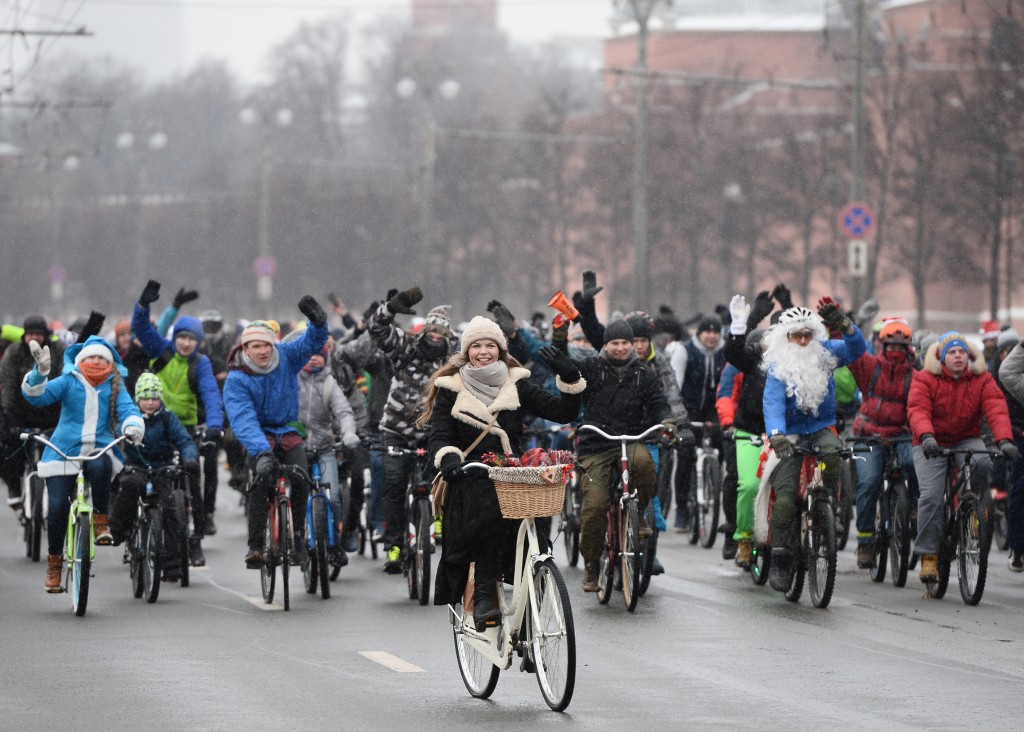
[305,448,337,551]
[689,422,720,509]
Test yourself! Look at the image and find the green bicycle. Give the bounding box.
[30,433,128,617]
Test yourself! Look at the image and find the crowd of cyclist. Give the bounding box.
[2,271,1023,623]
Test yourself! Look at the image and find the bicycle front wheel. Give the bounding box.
[807,499,837,608]
[699,457,721,549]
[888,481,911,588]
[280,501,291,611]
[28,476,45,562]
[261,505,276,605]
[315,497,331,599]
[531,559,576,711]
[561,476,580,568]
[304,502,319,596]
[957,495,989,606]
[174,486,190,588]
[751,543,771,586]
[870,490,888,584]
[452,605,500,699]
[835,459,854,550]
[620,500,641,612]
[415,500,431,606]
[71,513,91,617]
[130,522,144,599]
[143,507,162,604]
[638,500,656,597]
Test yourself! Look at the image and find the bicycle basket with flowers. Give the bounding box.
[480,448,577,519]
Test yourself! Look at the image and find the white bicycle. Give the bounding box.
[448,461,576,712]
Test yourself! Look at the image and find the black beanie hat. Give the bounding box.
[22,315,50,337]
[624,312,653,340]
[696,316,721,335]
[605,319,634,343]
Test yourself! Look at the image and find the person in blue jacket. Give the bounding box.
[131,279,223,566]
[21,335,144,592]
[109,372,200,582]
[762,303,866,588]
[223,296,328,568]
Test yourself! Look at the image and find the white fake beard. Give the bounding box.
[763,338,837,415]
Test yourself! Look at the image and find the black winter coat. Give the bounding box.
[0,339,66,429]
[723,333,767,434]
[428,366,584,605]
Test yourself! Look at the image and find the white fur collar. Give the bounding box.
[435,367,530,454]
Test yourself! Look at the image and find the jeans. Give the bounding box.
[768,429,842,543]
[246,445,309,550]
[1008,436,1024,553]
[854,440,916,544]
[314,452,340,530]
[579,444,655,565]
[46,455,113,556]
[912,437,991,556]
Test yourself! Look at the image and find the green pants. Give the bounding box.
[733,429,763,541]
[579,444,655,565]
[768,429,842,542]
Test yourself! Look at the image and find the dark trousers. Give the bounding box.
[768,429,842,542]
[246,444,309,550]
[381,434,424,550]
[45,455,113,556]
[201,440,219,515]
[344,444,368,532]
[1008,436,1024,553]
[110,470,182,569]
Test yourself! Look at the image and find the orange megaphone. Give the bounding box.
[547,290,579,321]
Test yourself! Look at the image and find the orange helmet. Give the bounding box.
[879,318,912,345]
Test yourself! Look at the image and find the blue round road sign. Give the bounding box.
[839,202,875,238]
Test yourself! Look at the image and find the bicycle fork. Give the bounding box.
[65,476,94,587]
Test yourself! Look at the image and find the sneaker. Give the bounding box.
[722,535,738,561]
[919,554,939,582]
[735,540,753,570]
[244,548,264,569]
[581,561,599,592]
[189,537,206,567]
[433,516,443,541]
[331,546,350,567]
[650,556,665,575]
[383,545,403,574]
[856,543,874,569]
[768,548,793,592]
[93,513,113,546]
[204,513,217,536]
[1009,550,1024,572]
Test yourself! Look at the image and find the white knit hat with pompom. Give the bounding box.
[459,315,508,356]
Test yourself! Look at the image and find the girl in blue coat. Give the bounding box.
[22,335,144,592]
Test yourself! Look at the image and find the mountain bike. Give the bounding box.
[18,429,48,562]
[850,435,914,587]
[260,464,307,611]
[121,465,176,603]
[923,448,998,605]
[772,444,854,608]
[449,460,576,712]
[304,444,343,599]
[579,423,668,612]
[28,433,128,617]
[687,421,722,549]
[386,444,434,606]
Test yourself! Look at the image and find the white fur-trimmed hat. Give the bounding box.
[460,315,507,356]
[74,342,114,365]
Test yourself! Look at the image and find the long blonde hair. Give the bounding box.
[108,370,122,436]
[415,350,523,428]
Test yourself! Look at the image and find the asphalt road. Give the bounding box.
[2,476,1022,731]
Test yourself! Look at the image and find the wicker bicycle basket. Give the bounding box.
[489,465,569,519]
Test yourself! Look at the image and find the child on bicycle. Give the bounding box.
[21,335,144,592]
[109,372,200,582]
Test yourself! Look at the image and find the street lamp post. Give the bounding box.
[396,77,460,285]
[240,106,293,302]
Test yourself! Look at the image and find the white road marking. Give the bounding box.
[245,596,282,611]
[358,651,425,672]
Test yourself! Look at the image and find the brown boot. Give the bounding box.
[919,554,939,582]
[45,554,63,593]
[582,561,599,592]
[94,513,112,546]
[735,540,753,570]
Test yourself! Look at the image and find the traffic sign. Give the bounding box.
[848,240,867,277]
[839,202,876,239]
[252,255,278,278]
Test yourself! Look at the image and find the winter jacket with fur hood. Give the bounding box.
[907,340,1012,447]
[297,367,357,451]
[849,348,918,438]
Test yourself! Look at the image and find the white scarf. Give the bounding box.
[242,347,280,375]
[459,361,509,407]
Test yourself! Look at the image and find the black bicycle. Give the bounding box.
[386,444,434,606]
[688,422,722,549]
[122,465,175,603]
[17,429,48,562]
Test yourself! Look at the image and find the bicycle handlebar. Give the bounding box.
[578,423,667,443]
[939,448,1001,458]
[30,434,129,464]
[794,445,855,460]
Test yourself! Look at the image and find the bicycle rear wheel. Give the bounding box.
[531,559,576,711]
[304,501,319,595]
[807,499,837,608]
[280,501,291,611]
[143,507,162,604]
[870,490,888,584]
[699,457,721,549]
[415,500,431,606]
[70,513,91,617]
[688,466,700,545]
[561,476,580,568]
[261,505,276,604]
[596,506,616,605]
[751,543,771,586]
[888,482,911,588]
[620,500,641,612]
[784,515,804,603]
[957,495,988,606]
[452,605,500,699]
[28,476,44,562]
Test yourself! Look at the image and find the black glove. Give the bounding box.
[386,287,423,315]
[139,279,161,308]
[362,301,379,325]
[172,288,199,309]
[77,311,106,344]
[183,461,201,479]
[204,427,222,445]
[676,428,696,451]
[770,434,795,459]
[384,288,399,303]
[817,303,851,333]
[486,300,517,338]
[538,346,580,384]
[439,453,463,482]
[999,440,1020,462]
[255,450,278,477]
[771,283,793,310]
[747,290,774,330]
[921,435,942,459]
[298,295,328,327]
[581,270,603,301]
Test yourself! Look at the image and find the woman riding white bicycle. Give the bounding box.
[421,316,585,631]
[21,335,144,591]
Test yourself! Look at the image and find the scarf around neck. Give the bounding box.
[79,360,113,387]
[242,347,280,375]
[460,361,509,407]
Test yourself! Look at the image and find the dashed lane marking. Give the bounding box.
[358,651,425,672]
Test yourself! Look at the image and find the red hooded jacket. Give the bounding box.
[849,348,917,437]
[907,340,1012,447]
